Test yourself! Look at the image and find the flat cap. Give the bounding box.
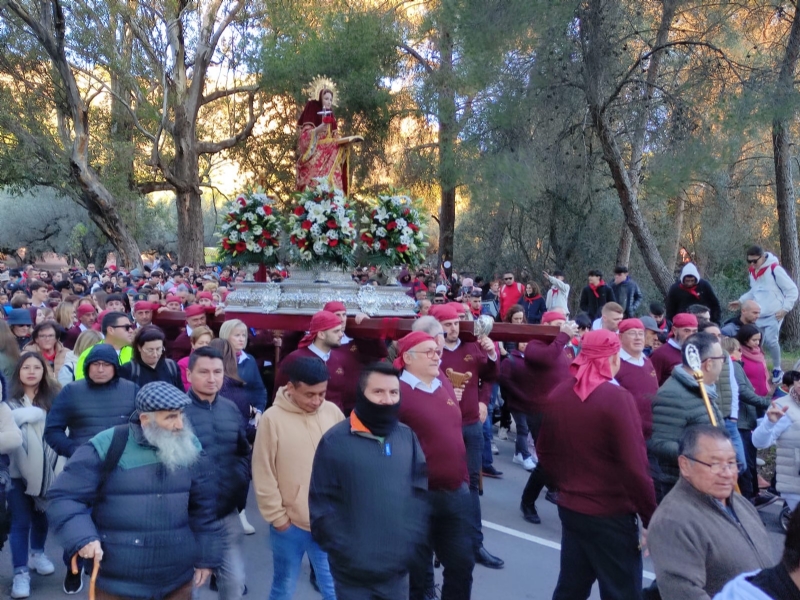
[136,381,190,414]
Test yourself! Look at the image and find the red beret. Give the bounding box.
[184,304,207,318]
[393,331,436,369]
[618,318,644,333]
[165,295,181,304]
[196,291,213,301]
[76,303,97,317]
[92,309,108,331]
[298,311,343,348]
[541,311,565,325]
[133,301,159,313]
[429,304,460,322]
[672,313,698,328]
[323,301,347,313]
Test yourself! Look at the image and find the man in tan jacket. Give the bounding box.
[252,357,343,600]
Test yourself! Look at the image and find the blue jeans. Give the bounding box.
[482,396,496,468]
[216,511,247,600]
[724,419,747,473]
[511,411,532,459]
[268,524,335,600]
[8,478,47,573]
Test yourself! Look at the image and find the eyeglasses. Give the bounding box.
[408,348,443,360]
[504,277,513,281]
[684,456,742,474]
[704,355,726,362]
[746,257,762,264]
[141,347,164,355]
[36,334,57,340]
[111,324,134,331]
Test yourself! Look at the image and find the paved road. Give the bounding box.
[0,435,787,600]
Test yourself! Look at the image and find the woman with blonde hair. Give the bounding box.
[57,329,102,386]
[177,325,214,391]
[53,303,75,331]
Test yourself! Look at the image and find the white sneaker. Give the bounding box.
[491,443,499,455]
[29,552,55,575]
[497,427,509,441]
[513,453,537,471]
[11,572,30,599]
[239,510,256,535]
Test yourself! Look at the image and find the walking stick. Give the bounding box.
[71,553,100,600]
[685,344,741,493]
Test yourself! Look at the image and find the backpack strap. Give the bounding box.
[96,425,129,503]
[131,361,139,382]
[165,359,178,382]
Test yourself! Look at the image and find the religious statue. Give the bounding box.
[295,76,362,196]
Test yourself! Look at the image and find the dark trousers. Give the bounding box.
[739,428,758,499]
[522,463,551,507]
[330,568,408,600]
[552,507,642,600]
[462,421,483,552]
[409,485,474,600]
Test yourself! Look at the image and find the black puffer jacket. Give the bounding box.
[183,390,251,518]
[44,344,138,458]
[47,423,222,598]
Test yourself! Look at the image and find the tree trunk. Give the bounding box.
[772,5,800,348]
[671,193,686,273]
[437,15,457,278]
[175,189,205,267]
[616,225,633,267]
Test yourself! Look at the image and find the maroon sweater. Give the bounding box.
[398,378,468,491]
[650,342,682,386]
[616,357,659,440]
[523,331,572,413]
[541,379,657,526]
[275,338,387,414]
[499,350,536,414]
[440,341,497,425]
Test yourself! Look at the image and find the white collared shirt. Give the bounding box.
[79,323,87,333]
[308,343,331,362]
[443,339,461,352]
[340,333,352,345]
[186,324,194,336]
[399,370,442,394]
[620,348,645,367]
[668,338,681,351]
[237,351,249,364]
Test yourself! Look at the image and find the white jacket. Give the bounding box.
[713,571,773,600]
[739,252,798,316]
[545,275,570,315]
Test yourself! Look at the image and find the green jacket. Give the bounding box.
[648,366,725,486]
[733,360,771,430]
[74,345,133,380]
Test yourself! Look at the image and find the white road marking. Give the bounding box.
[482,520,656,580]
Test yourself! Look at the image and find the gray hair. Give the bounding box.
[412,316,443,336]
[678,425,731,457]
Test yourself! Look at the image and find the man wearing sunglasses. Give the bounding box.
[729,245,798,384]
[73,312,135,380]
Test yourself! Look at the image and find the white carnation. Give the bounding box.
[313,241,326,255]
[311,224,322,236]
[253,226,263,236]
[373,241,381,250]
[396,218,407,228]
[376,227,387,237]
[402,227,413,237]
[327,229,338,240]
[228,231,238,242]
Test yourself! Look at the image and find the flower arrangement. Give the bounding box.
[359,189,428,267]
[217,190,281,265]
[286,179,358,264]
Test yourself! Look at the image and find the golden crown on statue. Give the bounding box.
[305,75,338,105]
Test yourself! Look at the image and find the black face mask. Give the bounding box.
[354,387,400,438]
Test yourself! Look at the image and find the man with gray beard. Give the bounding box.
[47,382,223,600]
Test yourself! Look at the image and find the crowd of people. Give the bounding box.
[0,245,798,600]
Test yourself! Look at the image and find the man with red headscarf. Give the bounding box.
[616,318,659,440]
[274,309,383,415]
[430,303,503,570]
[321,301,388,364]
[650,313,699,385]
[395,331,475,600]
[544,330,656,599]
[169,304,211,362]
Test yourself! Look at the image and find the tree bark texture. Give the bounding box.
[437,19,457,278]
